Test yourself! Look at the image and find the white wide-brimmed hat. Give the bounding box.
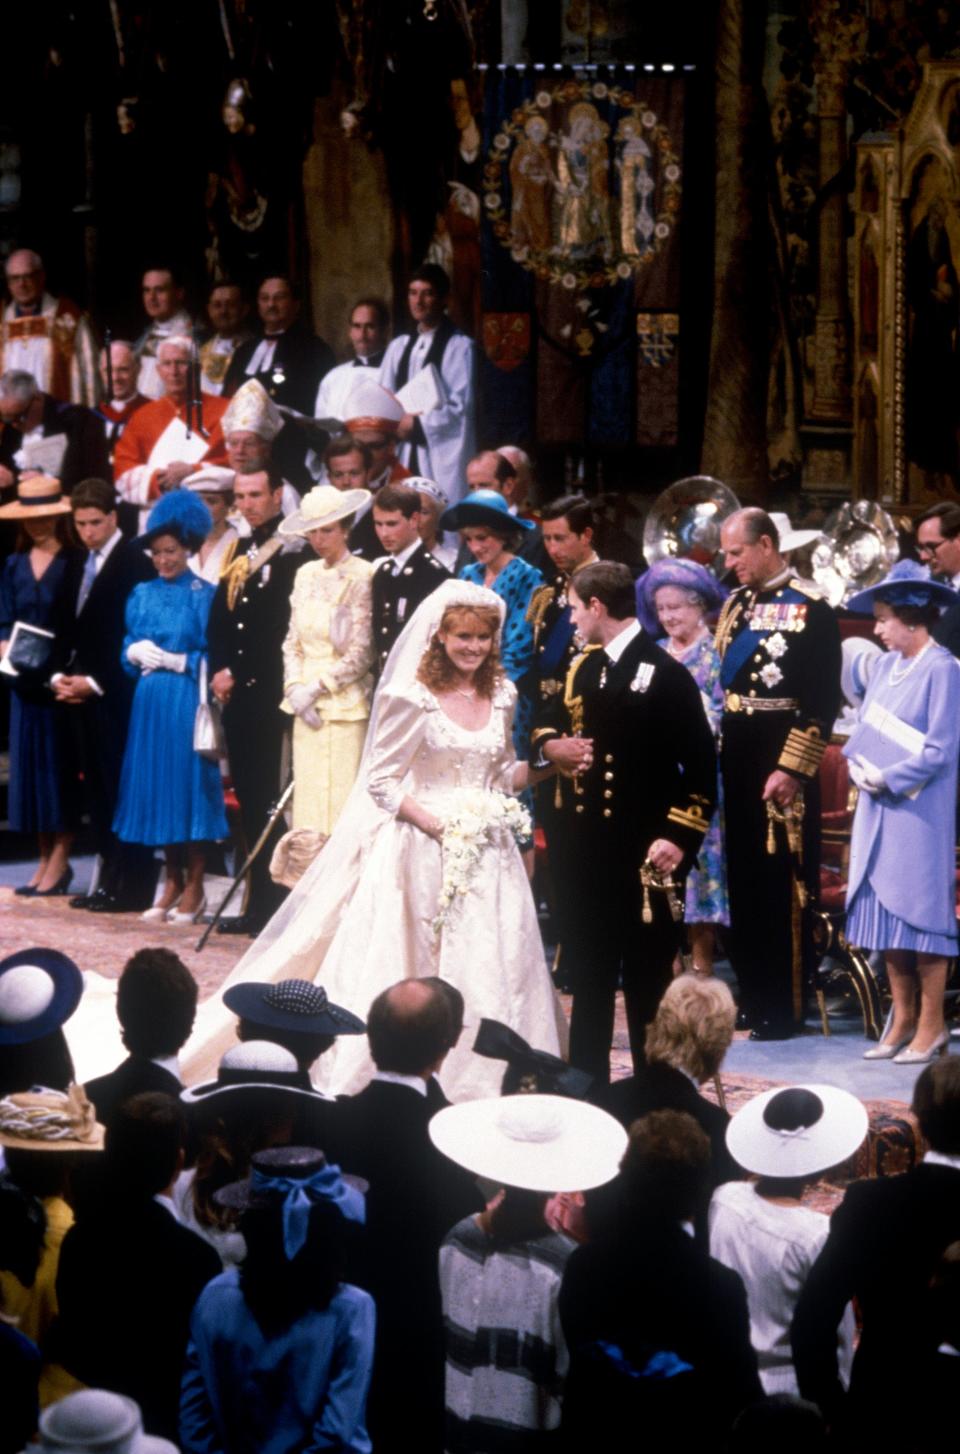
[429,1093,628,1192]
[725,1083,868,1180]
[181,1040,319,1105]
[39,1388,177,1453]
[769,511,822,554]
[279,483,370,538]
[183,464,237,494]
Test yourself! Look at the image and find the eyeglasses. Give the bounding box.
[917,538,947,557]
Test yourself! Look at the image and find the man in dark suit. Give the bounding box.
[55,1092,220,1441]
[207,469,303,934]
[560,1110,761,1446]
[370,483,449,674]
[50,477,156,911]
[792,1058,960,1446]
[530,561,717,1083]
[223,274,334,487]
[338,980,483,1453]
[84,948,198,1126]
[0,371,110,496]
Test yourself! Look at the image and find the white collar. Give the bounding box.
[372,1070,428,1097]
[151,1052,181,1079]
[154,1192,180,1221]
[96,528,124,563]
[389,538,422,573]
[924,1149,960,1172]
[604,618,642,663]
[951,570,960,591]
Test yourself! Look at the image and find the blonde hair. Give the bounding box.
[417,604,503,698]
[644,974,736,1084]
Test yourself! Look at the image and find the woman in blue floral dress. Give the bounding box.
[638,559,729,974]
[113,491,229,923]
[441,490,543,854]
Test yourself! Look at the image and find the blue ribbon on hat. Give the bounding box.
[250,1161,365,1259]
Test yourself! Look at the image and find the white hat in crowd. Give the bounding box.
[769,511,822,554]
[222,378,284,441]
[182,464,237,494]
[279,484,370,538]
[37,1388,177,1453]
[429,1093,628,1193]
[343,377,404,434]
[725,1083,868,1180]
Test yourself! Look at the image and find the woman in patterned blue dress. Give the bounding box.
[0,478,81,895]
[113,492,229,923]
[638,559,729,975]
[441,490,543,858]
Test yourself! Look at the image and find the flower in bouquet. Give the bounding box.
[433,788,532,933]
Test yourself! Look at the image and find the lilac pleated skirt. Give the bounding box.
[846,881,957,957]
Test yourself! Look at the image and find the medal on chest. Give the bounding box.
[747,601,807,634]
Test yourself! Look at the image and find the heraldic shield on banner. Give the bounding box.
[479,70,686,449]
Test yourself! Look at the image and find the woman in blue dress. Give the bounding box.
[638,558,729,975]
[113,491,229,923]
[441,489,542,859]
[844,560,960,1064]
[0,477,81,895]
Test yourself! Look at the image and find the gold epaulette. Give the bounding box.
[526,583,555,632]
[220,551,250,610]
[218,537,241,577]
[789,576,825,601]
[779,724,827,778]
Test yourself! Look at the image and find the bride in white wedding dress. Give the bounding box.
[182,580,566,1100]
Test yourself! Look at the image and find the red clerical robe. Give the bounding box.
[114,394,229,529]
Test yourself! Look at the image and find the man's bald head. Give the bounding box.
[6,249,45,311]
[366,978,456,1076]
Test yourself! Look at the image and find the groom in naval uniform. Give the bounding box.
[207,470,303,935]
[530,561,716,1083]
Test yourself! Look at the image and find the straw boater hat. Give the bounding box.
[39,1388,178,1454]
[0,1083,105,1153]
[0,948,84,1045]
[845,557,957,615]
[222,377,284,441]
[769,511,822,554]
[429,1093,628,1193]
[725,1083,868,1180]
[0,475,72,519]
[182,464,237,494]
[342,377,404,435]
[279,483,371,538]
[180,1040,319,1105]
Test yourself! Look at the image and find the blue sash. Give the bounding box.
[539,608,575,678]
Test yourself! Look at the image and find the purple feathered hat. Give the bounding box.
[636,558,727,636]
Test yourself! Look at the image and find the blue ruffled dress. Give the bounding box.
[113,571,229,846]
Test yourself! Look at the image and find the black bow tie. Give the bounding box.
[353,351,385,369]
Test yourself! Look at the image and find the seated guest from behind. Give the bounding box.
[84,947,199,1126]
[559,1111,761,1447]
[54,1093,220,1441]
[180,1146,374,1454]
[709,1084,867,1396]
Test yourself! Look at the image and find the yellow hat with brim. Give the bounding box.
[0,1083,105,1153]
[0,475,72,519]
[279,485,371,537]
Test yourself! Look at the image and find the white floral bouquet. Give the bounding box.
[433,788,532,933]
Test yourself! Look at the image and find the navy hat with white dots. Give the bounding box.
[223,979,365,1037]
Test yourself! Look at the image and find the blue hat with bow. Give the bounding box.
[845,558,956,615]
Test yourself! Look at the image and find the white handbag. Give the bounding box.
[193,657,226,760]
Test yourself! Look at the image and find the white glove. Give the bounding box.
[156,650,187,674]
[850,754,885,796]
[301,705,323,730]
[127,640,165,672]
[287,681,320,716]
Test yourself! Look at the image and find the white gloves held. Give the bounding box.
[126,640,187,674]
[288,680,323,730]
[849,754,885,796]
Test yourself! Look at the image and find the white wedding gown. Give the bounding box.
[182,676,566,1100]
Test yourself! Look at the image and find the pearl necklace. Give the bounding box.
[453,686,477,700]
[889,639,932,686]
[666,627,708,659]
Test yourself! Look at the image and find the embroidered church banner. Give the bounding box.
[479,68,685,448]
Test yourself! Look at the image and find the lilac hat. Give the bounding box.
[846,558,956,615]
[636,558,727,636]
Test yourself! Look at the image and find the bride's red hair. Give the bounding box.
[417,604,503,698]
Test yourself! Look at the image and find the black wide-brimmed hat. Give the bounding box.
[0,948,84,1046]
[223,979,365,1037]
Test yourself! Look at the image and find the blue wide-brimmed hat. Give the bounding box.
[223,979,365,1037]
[0,948,84,1045]
[439,489,536,534]
[636,557,727,636]
[846,558,956,615]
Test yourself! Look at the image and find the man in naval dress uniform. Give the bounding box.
[207,473,303,934]
[717,508,842,1040]
[530,562,716,1083]
[370,482,450,677]
[525,494,598,985]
